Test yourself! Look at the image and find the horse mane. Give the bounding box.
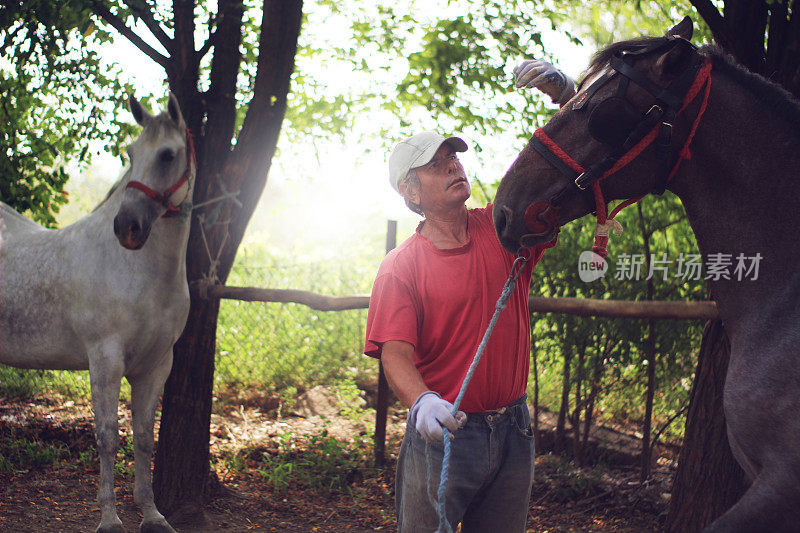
[579,37,800,130]
[92,166,131,213]
[581,35,668,84]
[699,44,800,130]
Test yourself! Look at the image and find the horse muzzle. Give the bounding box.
[494,202,561,253]
[113,208,154,250]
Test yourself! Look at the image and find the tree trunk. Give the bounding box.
[582,344,604,452]
[636,203,658,482]
[152,0,304,523]
[664,320,749,533]
[572,340,586,465]
[555,322,573,454]
[152,298,221,523]
[640,318,656,482]
[690,0,800,99]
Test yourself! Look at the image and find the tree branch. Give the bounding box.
[197,0,244,182]
[172,0,197,66]
[650,402,689,450]
[91,1,169,69]
[197,31,214,61]
[197,9,218,62]
[649,214,688,236]
[237,0,302,153]
[123,0,173,55]
[689,0,735,53]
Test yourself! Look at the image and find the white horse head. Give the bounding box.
[113,92,194,249]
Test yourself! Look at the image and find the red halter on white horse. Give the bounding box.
[125,128,196,217]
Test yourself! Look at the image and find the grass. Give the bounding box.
[0,367,93,401]
[214,429,376,498]
[0,434,69,472]
[214,249,379,399]
[258,429,374,496]
[536,453,607,502]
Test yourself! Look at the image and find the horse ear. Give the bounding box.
[129,95,151,126]
[653,39,695,80]
[167,92,185,128]
[665,16,693,41]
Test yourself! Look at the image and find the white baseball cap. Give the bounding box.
[388,131,468,192]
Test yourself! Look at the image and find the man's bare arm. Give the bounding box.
[381,340,466,442]
[381,340,430,408]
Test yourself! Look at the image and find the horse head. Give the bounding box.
[113,92,194,250]
[494,17,704,253]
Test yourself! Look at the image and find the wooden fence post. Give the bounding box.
[374,220,397,467]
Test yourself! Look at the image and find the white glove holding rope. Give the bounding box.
[410,391,467,443]
[513,59,576,104]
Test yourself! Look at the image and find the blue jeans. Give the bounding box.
[396,395,535,532]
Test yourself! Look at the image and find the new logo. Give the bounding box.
[578,251,608,282]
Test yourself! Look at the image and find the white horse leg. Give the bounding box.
[129,351,176,533]
[89,348,126,533]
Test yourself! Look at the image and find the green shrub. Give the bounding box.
[256,429,372,497]
[536,453,605,502]
[0,435,68,471]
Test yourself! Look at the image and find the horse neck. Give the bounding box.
[668,69,800,341]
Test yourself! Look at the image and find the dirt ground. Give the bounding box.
[0,393,671,532]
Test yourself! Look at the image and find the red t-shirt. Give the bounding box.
[364,204,551,412]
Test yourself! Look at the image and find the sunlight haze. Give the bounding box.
[62,7,591,262]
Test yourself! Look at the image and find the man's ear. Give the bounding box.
[399,179,420,206]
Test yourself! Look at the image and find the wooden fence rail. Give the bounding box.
[206,285,719,320]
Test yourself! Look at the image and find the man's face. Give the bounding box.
[405,143,471,213]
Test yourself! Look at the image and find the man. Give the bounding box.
[364,60,574,532]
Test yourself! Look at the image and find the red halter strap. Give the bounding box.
[533,59,713,258]
[125,128,196,218]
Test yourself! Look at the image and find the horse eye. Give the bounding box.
[159,149,175,163]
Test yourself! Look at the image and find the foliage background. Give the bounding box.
[0,0,724,447]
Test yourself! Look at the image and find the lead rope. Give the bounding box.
[430,251,530,532]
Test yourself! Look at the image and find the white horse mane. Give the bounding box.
[92,163,132,213]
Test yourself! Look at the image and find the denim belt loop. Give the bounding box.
[473,394,527,424]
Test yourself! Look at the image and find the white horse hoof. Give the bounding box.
[140,519,177,533]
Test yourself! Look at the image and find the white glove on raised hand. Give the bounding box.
[410,391,467,443]
[513,59,576,104]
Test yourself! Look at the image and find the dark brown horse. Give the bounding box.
[494,17,800,532]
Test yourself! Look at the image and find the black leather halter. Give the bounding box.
[530,37,705,205]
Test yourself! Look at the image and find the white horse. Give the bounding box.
[0,93,193,533]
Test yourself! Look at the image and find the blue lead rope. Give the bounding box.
[431,253,530,533]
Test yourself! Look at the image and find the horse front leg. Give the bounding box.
[129,349,176,533]
[89,346,125,533]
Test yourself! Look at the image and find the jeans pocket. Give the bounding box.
[407,413,444,454]
[511,404,534,440]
